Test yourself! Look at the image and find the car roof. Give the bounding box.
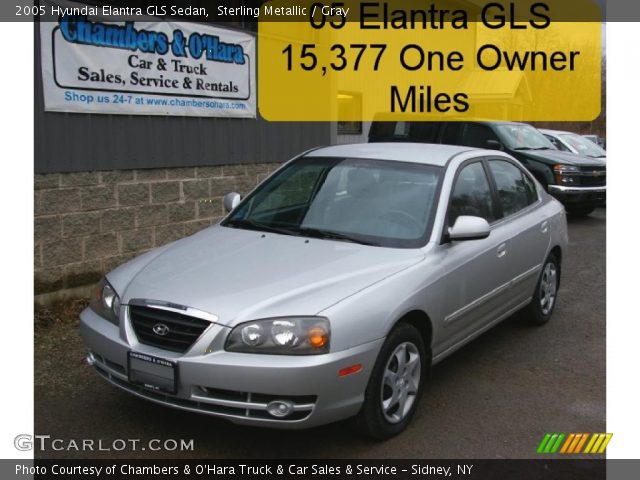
[304,143,479,167]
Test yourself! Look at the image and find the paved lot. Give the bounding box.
[34,209,606,459]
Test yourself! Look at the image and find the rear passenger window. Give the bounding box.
[368,122,439,142]
[449,162,496,226]
[408,122,439,142]
[441,123,463,145]
[368,122,397,141]
[462,124,499,148]
[488,160,537,217]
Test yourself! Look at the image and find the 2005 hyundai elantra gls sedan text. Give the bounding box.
[81,143,568,438]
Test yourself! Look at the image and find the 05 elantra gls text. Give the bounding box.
[81,143,568,439]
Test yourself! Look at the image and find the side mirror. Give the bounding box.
[223,192,241,213]
[486,139,504,151]
[448,216,490,241]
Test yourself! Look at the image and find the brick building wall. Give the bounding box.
[34,163,278,304]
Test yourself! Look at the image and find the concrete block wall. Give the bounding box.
[34,163,279,304]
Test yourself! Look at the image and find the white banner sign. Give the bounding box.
[40,16,256,118]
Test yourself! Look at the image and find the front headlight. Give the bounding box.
[225,317,330,355]
[89,277,121,325]
[553,164,580,185]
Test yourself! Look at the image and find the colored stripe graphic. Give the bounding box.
[550,433,565,453]
[537,433,552,453]
[537,433,565,453]
[597,434,613,453]
[574,433,590,453]
[559,433,575,454]
[538,433,612,454]
[567,434,580,453]
[583,434,599,453]
[585,433,614,454]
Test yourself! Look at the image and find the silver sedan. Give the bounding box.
[81,143,568,439]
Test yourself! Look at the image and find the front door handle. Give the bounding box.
[497,243,507,258]
[540,220,549,234]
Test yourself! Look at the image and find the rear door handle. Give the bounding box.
[497,243,507,258]
[540,220,549,234]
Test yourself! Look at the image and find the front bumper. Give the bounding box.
[548,185,606,207]
[80,307,383,429]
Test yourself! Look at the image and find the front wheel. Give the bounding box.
[354,323,428,439]
[523,253,560,325]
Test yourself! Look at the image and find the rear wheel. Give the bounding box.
[354,323,428,439]
[523,253,560,325]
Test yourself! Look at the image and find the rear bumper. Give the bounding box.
[80,307,383,429]
[548,185,606,207]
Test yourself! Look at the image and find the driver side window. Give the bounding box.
[449,162,496,227]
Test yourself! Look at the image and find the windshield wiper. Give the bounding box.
[514,146,552,151]
[226,220,381,246]
[225,218,300,237]
[297,227,380,246]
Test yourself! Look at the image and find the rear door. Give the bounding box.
[486,158,551,304]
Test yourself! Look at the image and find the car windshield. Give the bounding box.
[223,157,443,248]
[559,133,606,158]
[496,124,556,150]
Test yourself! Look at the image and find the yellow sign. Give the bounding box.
[258,0,602,121]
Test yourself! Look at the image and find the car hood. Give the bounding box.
[518,149,606,167]
[114,226,424,327]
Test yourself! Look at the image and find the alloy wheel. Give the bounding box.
[380,341,421,424]
[540,262,558,316]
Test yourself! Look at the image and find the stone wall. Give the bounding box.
[34,163,279,304]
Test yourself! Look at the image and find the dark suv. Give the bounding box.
[369,120,606,216]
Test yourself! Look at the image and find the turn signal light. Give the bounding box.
[308,326,329,349]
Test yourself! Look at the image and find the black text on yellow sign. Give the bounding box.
[258,0,602,121]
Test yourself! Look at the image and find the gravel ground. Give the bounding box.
[34,209,606,459]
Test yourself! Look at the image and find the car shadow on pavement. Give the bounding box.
[566,208,606,226]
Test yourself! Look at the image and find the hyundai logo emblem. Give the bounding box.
[152,323,170,336]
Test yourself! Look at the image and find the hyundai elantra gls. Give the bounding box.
[81,143,567,438]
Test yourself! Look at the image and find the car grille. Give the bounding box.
[129,305,211,353]
[578,166,606,187]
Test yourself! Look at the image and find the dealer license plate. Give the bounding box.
[127,351,177,394]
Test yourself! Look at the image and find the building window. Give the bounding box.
[337,92,362,135]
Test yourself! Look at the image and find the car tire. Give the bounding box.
[566,206,595,216]
[354,323,429,440]
[523,253,560,326]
